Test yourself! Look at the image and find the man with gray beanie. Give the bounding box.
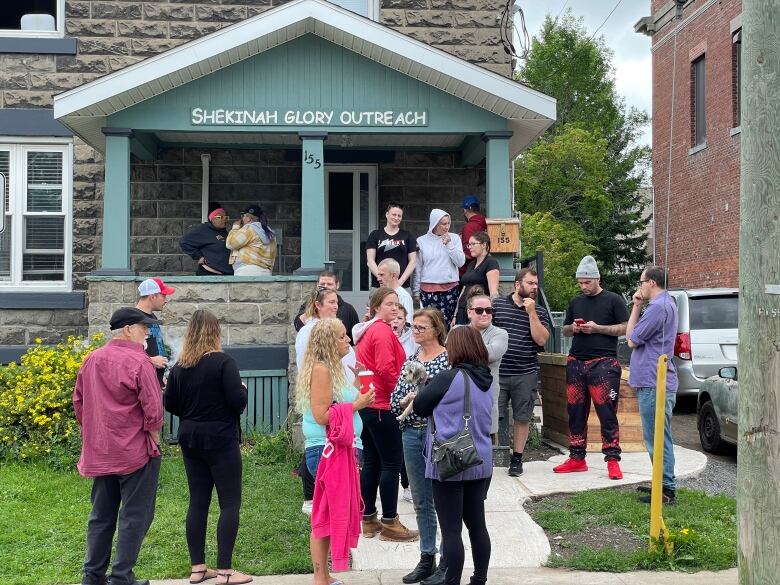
[554,255,629,480]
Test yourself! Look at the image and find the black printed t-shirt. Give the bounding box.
[563,290,630,360]
[366,228,418,288]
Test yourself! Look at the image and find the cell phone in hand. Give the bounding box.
[574,318,586,326]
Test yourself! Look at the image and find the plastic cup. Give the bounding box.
[358,370,374,394]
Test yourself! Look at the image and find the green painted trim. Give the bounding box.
[485,136,512,218]
[494,253,515,271]
[240,369,287,377]
[85,275,318,282]
[300,135,326,269]
[131,132,159,161]
[109,35,508,136]
[102,133,132,270]
[459,135,485,166]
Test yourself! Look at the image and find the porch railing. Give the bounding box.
[165,369,290,441]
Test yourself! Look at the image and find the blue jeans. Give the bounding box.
[402,426,438,556]
[636,388,677,491]
[306,445,362,478]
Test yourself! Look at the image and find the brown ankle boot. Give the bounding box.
[362,512,382,538]
[379,515,419,542]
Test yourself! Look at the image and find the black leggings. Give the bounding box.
[359,407,403,519]
[432,478,491,585]
[181,443,243,569]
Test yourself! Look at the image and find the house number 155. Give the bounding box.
[303,150,321,169]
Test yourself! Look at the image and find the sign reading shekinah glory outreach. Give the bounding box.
[190,108,428,127]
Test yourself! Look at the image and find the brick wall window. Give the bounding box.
[0,142,72,290]
[333,0,380,20]
[732,29,742,128]
[0,0,64,38]
[691,55,707,147]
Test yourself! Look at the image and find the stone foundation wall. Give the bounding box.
[0,309,88,346]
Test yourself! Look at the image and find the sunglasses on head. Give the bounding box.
[470,307,493,315]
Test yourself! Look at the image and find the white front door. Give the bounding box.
[325,165,377,311]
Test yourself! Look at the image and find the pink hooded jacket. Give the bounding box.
[311,402,363,571]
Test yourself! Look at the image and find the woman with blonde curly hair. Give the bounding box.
[164,309,251,585]
[297,318,375,585]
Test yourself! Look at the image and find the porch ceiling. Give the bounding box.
[54,0,555,157]
[154,131,465,149]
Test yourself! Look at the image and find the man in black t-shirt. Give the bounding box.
[365,203,417,289]
[554,256,629,480]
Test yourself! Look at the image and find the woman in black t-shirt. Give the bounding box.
[454,231,500,325]
[366,202,418,288]
[164,309,252,585]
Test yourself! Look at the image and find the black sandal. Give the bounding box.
[190,568,217,584]
[217,571,253,585]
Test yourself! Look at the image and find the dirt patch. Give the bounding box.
[525,491,646,562]
[522,440,564,462]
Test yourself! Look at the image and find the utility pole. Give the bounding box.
[738,1,780,583]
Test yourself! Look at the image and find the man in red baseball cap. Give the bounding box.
[136,278,176,386]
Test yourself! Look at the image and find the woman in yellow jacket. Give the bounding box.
[226,204,277,275]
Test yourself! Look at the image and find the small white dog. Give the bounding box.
[396,361,429,422]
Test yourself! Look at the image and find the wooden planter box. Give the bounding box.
[539,353,646,453]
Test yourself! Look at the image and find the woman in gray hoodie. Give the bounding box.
[413,209,466,327]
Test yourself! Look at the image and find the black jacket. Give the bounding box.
[179,222,233,275]
[293,294,360,344]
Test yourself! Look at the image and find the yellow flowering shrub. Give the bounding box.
[0,334,104,464]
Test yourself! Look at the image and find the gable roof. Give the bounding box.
[54,0,555,155]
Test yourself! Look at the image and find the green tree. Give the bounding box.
[521,212,595,311]
[515,125,611,229]
[516,13,651,297]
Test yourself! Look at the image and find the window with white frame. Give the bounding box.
[0,142,72,289]
[0,0,64,38]
[330,0,379,20]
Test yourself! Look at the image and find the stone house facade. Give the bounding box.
[636,0,741,289]
[0,0,554,370]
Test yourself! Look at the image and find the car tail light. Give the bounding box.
[675,332,691,360]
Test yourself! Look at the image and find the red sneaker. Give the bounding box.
[607,459,623,480]
[553,458,588,473]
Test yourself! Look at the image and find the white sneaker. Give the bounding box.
[401,488,413,503]
[301,500,313,515]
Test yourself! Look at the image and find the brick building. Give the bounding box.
[0,0,555,367]
[636,0,741,288]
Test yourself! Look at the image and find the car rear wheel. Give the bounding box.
[698,400,724,454]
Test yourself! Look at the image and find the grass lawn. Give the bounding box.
[0,440,311,585]
[525,486,737,572]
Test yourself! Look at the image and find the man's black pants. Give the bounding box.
[82,457,161,585]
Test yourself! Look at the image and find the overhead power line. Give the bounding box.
[590,0,624,40]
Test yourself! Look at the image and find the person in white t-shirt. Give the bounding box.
[377,258,414,324]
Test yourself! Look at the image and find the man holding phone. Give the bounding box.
[555,255,629,480]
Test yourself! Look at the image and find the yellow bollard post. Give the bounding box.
[648,354,669,553]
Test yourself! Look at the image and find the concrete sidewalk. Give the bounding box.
[131,445,730,585]
[147,567,737,585]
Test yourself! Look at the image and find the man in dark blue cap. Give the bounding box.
[460,194,487,276]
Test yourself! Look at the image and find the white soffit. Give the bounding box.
[54,0,556,154]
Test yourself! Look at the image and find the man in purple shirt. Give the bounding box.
[73,307,164,585]
[626,266,679,505]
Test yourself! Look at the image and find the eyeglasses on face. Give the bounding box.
[469,307,493,315]
[517,280,539,287]
[638,279,650,285]
[412,324,430,332]
[466,241,482,247]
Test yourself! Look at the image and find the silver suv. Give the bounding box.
[668,288,739,397]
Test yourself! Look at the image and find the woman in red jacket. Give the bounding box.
[352,287,418,542]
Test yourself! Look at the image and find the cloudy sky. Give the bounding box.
[515,1,653,145]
